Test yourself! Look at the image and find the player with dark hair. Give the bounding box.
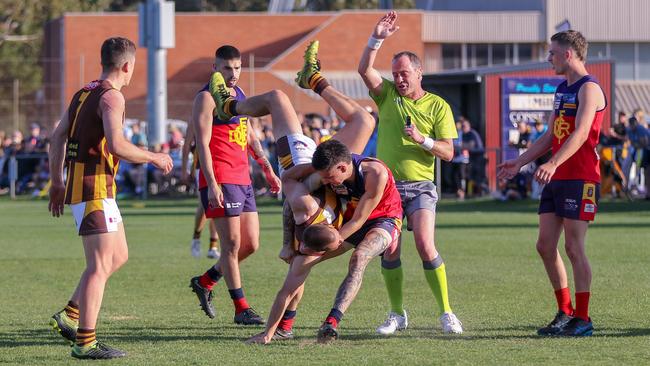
[48,37,173,359]
[498,30,606,337]
[235,41,399,344]
[189,44,281,325]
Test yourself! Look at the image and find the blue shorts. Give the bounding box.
[346,217,401,254]
[200,184,257,218]
[538,180,599,221]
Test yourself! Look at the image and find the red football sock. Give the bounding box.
[198,272,217,290]
[554,287,574,315]
[233,297,250,315]
[325,316,339,328]
[278,317,295,331]
[574,292,590,321]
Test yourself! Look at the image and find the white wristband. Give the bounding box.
[420,137,435,151]
[367,36,383,50]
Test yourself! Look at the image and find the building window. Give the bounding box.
[442,44,462,70]
[638,43,650,80]
[469,44,489,67]
[588,43,608,59]
[517,43,533,63]
[610,43,635,80]
[492,44,511,65]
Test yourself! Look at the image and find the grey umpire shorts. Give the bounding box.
[395,180,438,231]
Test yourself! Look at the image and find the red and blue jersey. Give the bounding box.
[198,84,251,188]
[551,75,606,182]
[332,154,403,221]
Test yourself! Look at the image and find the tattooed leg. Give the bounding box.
[331,229,392,314]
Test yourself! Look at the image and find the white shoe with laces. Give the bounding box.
[191,239,201,258]
[207,247,221,260]
[376,310,408,335]
[439,312,463,334]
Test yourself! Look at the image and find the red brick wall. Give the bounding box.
[49,12,425,121]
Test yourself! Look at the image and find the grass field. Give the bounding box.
[1,197,649,365]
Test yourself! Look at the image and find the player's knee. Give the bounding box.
[112,251,128,272]
[266,89,289,104]
[536,240,555,258]
[564,241,586,262]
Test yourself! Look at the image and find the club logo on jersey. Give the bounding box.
[553,110,570,143]
[292,140,309,151]
[229,117,248,151]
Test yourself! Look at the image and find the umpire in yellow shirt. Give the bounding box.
[358,11,463,335]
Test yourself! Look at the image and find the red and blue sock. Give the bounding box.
[198,266,222,290]
[278,310,297,331]
[324,308,343,328]
[228,288,250,315]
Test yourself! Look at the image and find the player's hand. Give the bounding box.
[279,244,297,264]
[245,332,271,345]
[153,153,174,175]
[373,11,399,39]
[534,161,557,185]
[496,159,522,180]
[403,123,425,144]
[264,169,282,194]
[48,182,66,217]
[208,184,224,209]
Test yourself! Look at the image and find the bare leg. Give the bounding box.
[76,223,128,329]
[563,219,591,292]
[536,213,567,290]
[213,217,243,290]
[322,86,376,154]
[331,229,391,314]
[238,212,261,263]
[232,90,302,138]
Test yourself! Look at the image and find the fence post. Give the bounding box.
[9,156,17,200]
[13,79,20,132]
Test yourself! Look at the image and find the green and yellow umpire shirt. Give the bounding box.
[371,78,457,182]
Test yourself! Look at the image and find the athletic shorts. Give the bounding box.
[538,180,600,221]
[346,217,401,255]
[70,198,122,236]
[395,180,438,230]
[276,133,316,177]
[200,183,257,218]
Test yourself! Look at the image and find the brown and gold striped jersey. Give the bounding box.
[64,80,121,204]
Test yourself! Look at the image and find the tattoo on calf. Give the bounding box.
[332,231,390,312]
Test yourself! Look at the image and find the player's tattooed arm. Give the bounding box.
[280,201,298,263]
[331,231,390,313]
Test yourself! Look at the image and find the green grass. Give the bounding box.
[1,197,649,365]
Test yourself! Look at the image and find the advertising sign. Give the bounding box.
[501,77,563,161]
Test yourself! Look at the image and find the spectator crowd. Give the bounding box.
[3,106,648,202]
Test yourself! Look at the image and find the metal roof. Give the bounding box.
[615,81,650,114]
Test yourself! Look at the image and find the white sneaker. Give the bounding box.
[207,247,221,260]
[191,239,201,258]
[376,311,408,335]
[439,312,463,334]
